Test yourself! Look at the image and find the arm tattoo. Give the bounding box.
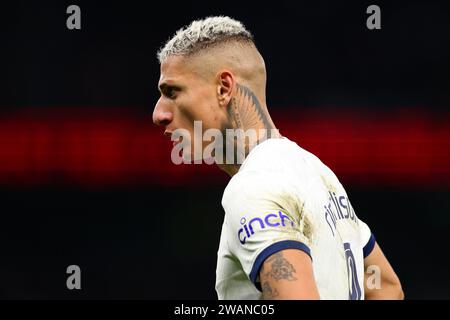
[262,251,298,281]
[262,281,279,299]
[260,251,297,299]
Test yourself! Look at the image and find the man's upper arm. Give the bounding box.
[364,241,404,299]
[259,249,320,300]
[223,171,315,295]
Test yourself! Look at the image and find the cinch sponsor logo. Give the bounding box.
[238,211,295,245]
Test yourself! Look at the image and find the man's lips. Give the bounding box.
[165,131,182,147]
[164,130,175,144]
[164,130,172,138]
[164,130,188,152]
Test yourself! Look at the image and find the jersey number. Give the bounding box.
[343,242,362,300]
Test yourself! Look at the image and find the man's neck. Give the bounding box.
[216,83,281,177]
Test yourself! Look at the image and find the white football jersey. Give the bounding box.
[215,137,375,300]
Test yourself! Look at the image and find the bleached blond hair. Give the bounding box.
[157,16,254,63]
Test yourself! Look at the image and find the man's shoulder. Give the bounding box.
[221,138,306,212]
[221,136,340,213]
[222,169,279,204]
[240,137,304,170]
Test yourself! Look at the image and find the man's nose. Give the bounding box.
[153,100,173,126]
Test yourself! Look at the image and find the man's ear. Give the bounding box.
[217,71,235,107]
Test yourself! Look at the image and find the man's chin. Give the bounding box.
[203,157,216,165]
[180,152,216,165]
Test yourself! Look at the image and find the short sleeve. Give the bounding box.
[222,171,313,289]
[359,219,376,258]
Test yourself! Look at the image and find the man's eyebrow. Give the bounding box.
[158,83,181,92]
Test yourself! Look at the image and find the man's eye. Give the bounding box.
[163,87,179,99]
[167,88,176,98]
[159,85,179,99]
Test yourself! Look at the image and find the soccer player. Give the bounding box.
[153,16,403,300]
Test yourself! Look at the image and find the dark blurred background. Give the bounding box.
[1,0,449,299]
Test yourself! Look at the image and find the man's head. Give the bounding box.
[153,16,271,164]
